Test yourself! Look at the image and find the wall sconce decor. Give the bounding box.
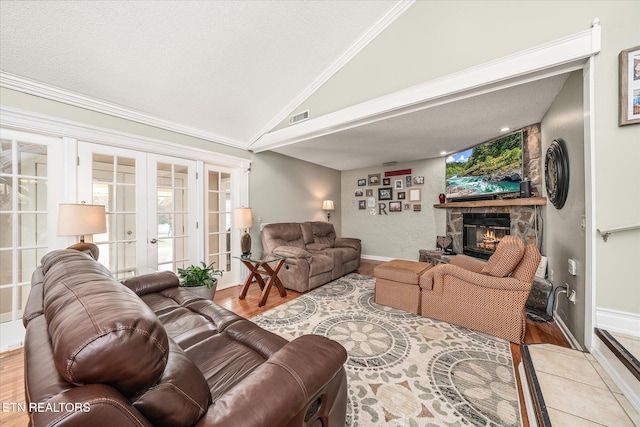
[322,200,334,222]
[234,207,253,256]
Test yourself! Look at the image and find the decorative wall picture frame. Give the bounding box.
[619,45,640,126]
[357,178,366,186]
[365,189,373,197]
[413,204,422,212]
[367,197,376,207]
[394,179,403,190]
[409,188,421,202]
[389,201,402,212]
[378,187,393,200]
[414,176,424,185]
[405,176,412,187]
[397,191,406,200]
[358,200,366,210]
[404,203,410,210]
[382,178,391,185]
[355,189,363,197]
[368,173,381,185]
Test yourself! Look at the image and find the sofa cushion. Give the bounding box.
[511,244,542,283]
[261,223,307,252]
[133,338,211,427]
[309,253,334,276]
[122,271,180,295]
[307,243,331,251]
[42,250,169,399]
[309,221,337,247]
[273,245,312,259]
[480,236,525,278]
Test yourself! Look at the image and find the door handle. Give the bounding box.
[150,238,158,244]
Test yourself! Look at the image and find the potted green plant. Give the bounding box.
[177,261,223,300]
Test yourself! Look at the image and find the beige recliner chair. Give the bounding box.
[419,235,541,343]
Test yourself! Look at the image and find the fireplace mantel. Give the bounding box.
[433,197,546,209]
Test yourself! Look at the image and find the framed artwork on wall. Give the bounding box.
[355,189,363,197]
[358,200,366,209]
[365,189,373,197]
[378,187,393,200]
[409,188,421,202]
[394,179,403,190]
[382,177,391,185]
[389,201,402,212]
[404,203,410,210]
[619,45,640,126]
[368,173,381,185]
[367,197,376,207]
[405,176,412,187]
[357,179,366,186]
[414,176,424,185]
[397,191,406,199]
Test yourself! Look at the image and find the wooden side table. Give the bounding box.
[235,253,289,307]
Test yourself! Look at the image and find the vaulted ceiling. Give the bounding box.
[1,1,569,171]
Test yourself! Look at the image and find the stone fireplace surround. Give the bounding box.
[442,124,544,256]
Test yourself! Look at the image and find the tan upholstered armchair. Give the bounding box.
[419,236,541,343]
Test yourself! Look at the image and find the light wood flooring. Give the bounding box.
[0,258,569,427]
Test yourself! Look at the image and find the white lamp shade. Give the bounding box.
[57,204,107,237]
[234,207,253,229]
[322,200,334,211]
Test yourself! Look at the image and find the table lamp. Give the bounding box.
[322,200,334,222]
[234,207,253,256]
[57,202,107,243]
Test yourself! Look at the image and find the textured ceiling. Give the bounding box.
[1,1,570,171]
[0,0,399,146]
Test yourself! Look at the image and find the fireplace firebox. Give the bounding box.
[463,213,510,260]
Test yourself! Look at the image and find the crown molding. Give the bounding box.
[0,105,251,169]
[246,0,415,146]
[250,22,601,153]
[0,71,249,150]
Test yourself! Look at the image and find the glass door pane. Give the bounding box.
[205,166,234,287]
[148,155,197,273]
[78,143,147,280]
[0,129,62,350]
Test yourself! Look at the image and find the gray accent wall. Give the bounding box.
[341,158,446,260]
[249,151,341,253]
[541,71,586,346]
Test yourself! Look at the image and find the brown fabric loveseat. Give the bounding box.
[261,221,361,293]
[419,236,541,343]
[23,248,348,427]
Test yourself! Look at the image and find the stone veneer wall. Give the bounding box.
[445,123,544,254]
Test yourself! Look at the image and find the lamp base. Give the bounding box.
[241,231,252,256]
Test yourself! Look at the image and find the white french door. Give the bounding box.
[0,128,63,350]
[78,143,198,277]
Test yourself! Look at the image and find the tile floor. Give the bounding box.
[527,344,639,426]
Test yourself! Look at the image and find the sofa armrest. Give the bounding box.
[420,264,532,293]
[334,238,361,250]
[273,245,312,259]
[121,271,180,295]
[197,335,347,427]
[29,384,153,427]
[449,254,487,273]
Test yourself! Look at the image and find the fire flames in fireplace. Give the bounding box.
[462,213,511,260]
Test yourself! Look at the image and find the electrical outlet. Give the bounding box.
[549,269,554,282]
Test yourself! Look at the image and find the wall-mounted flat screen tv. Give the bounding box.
[445,131,523,199]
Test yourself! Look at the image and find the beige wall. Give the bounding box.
[341,158,446,259]
[541,71,587,345]
[249,151,342,253]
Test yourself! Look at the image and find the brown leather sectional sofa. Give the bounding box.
[23,248,348,426]
[260,221,361,293]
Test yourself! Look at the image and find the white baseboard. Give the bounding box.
[596,308,640,338]
[361,254,394,262]
[552,309,584,351]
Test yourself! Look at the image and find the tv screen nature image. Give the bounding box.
[446,131,523,199]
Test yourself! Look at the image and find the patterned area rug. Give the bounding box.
[252,274,522,427]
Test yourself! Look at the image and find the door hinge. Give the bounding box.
[196,221,199,229]
[196,172,199,179]
[77,156,80,166]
